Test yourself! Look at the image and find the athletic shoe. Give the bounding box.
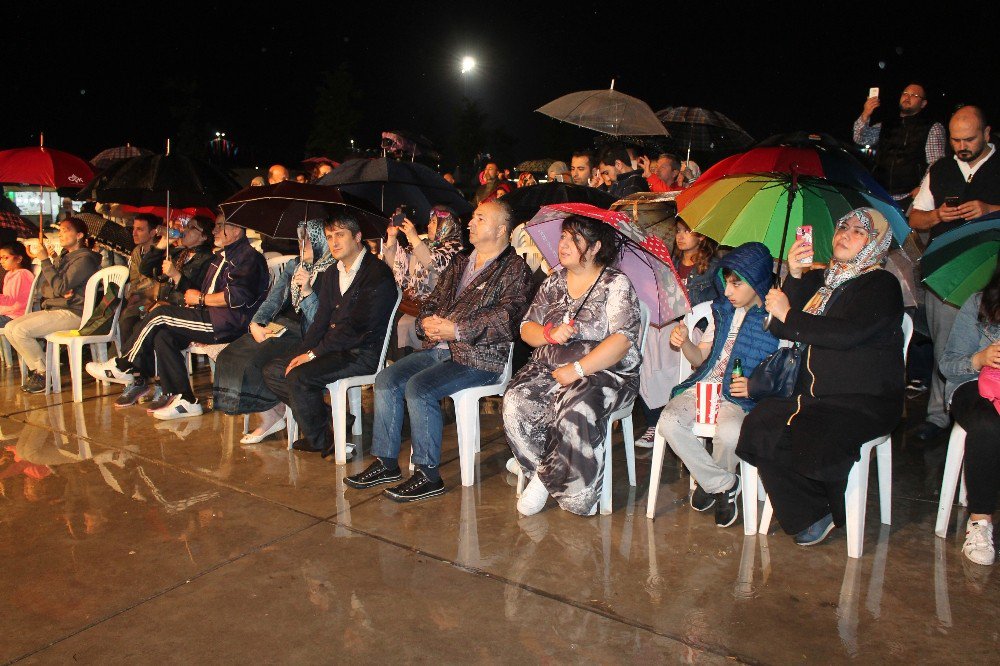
[905,379,929,396]
[963,519,996,566]
[22,372,46,394]
[86,358,134,385]
[151,395,203,421]
[384,470,445,503]
[146,389,173,412]
[344,459,403,489]
[517,474,549,516]
[690,483,717,512]
[714,475,742,528]
[115,381,155,408]
[634,426,656,449]
[794,514,836,546]
[20,370,37,390]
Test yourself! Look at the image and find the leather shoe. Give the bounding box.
[291,437,324,453]
[913,421,948,441]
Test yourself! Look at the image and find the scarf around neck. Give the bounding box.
[290,219,335,312]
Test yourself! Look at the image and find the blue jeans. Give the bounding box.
[372,348,500,468]
[0,315,11,327]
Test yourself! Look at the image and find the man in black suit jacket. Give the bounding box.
[263,210,397,456]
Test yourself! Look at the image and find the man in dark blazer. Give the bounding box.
[345,199,531,502]
[263,210,397,455]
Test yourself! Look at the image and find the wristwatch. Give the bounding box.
[307,350,317,361]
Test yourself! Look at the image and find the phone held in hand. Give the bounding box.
[796,225,813,265]
[944,196,960,208]
[868,87,879,99]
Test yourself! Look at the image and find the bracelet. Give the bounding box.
[198,292,205,308]
[573,361,586,378]
[542,322,558,345]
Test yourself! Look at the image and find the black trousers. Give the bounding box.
[263,347,379,451]
[757,461,849,535]
[118,303,147,349]
[951,381,1000,515]
[120,305,218,399]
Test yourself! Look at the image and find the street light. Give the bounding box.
[461,56,476,74]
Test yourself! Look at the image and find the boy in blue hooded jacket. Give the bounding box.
[657,242,779,527]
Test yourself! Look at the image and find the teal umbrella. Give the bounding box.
[921,213,1000,306]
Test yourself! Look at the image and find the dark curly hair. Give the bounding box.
[560,214,619,268]
[980,262,1000,326]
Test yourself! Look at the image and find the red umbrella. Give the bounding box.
[119,205,216,220]
[0,134,94,240]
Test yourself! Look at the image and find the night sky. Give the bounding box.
[5,3,999,172]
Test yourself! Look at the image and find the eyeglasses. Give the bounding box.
[834,221,872,239]
[901,91,924,100]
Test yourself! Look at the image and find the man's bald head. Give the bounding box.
[949,106,991,164]
[267,164,290,184]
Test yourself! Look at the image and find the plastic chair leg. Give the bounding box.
[646,431,667,519]
[845,455,870,559]
[875,439,892,525]
[348,386,362,436]
[622,414,636,487]
[69,340,84,403]
[454,395,480,487]
[331,386,351,464]
[759,498,773,535]
[600,418,613,515]
[242,414,250,434]
[285,409,298,450]
[935,425,967,538]
[741,461,759,536]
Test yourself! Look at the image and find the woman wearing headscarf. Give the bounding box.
[382,205,464,351]
[737,208,904,546]
[213,219,334,443]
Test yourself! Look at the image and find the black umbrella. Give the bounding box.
[502,182,616,224]
[90,144,153,171]
[316,157,472,224]
[219,181,389,240]
[656,106,754,160]
[75,212,135,254]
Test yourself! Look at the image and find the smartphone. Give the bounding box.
[944,196,960,207]
[868,87,879,99]
[796,225,813,265]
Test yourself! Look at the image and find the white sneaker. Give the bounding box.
[963,519,996,566]
[505,456,521,475]
[86,358,135,385]
[151,395,204,421]
[634,426,656,449]
[517,474,549,516]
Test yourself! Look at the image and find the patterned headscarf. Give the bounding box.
[290,219,334,312]
[803,207,892,316]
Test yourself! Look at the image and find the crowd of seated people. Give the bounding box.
[10,191,992,568]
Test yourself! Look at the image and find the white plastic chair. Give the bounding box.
[518,303,650,514]
[934,423,969,539]
[0,266,41,372]
[749,313,912,558]
[44,266,130,402]
[267,254,297,287]
[646,301,711,519]
[320,288,403,463]
[451,343,515,486]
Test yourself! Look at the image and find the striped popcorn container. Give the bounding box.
[692,381,722,437]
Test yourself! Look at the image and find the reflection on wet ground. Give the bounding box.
[1,367,997,663]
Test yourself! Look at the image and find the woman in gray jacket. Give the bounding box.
[940,264,1000,567]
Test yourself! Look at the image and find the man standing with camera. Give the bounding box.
[908,105,1000,440]
[853,83,945,209]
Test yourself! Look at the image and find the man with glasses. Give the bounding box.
[853,83,945,208]
[87,214,269,419]
[908,105,1000,441]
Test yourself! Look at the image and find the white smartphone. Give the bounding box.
[868,87,879,99]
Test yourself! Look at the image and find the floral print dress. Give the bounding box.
[503,267,641,515]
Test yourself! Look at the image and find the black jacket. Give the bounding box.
[609,170,650,199]
[298,251,397,357]
[139,242,216,307]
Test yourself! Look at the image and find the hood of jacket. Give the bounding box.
[714,242,774,305]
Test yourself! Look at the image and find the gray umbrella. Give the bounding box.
[536,82,668,137]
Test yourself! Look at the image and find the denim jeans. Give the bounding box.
[372,348,500,468]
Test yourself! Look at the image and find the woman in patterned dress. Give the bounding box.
[503,214,642,516]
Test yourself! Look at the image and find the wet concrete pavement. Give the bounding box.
[0,365,996,664]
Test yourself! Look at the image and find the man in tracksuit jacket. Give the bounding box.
[87,218,269,420]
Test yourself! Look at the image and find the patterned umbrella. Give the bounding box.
[0,211,38,237]
[656,106,754,156]
[90,145,153,171]
[525,203,690,325]
[515,159,559,174]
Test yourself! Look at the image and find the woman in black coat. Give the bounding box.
[736,208,904,546]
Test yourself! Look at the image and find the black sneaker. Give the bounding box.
[690,483,716,512]
[22,372,46,394]
[20,370,36,390]
[714,475,742,528]
[115,381,155,408]
[384,469,445,503]
[344,459,403,489]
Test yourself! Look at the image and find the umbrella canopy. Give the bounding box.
[525,203,690,325]
[676,173,911,265]
[119,205,216,221]
[0,142,94,190]
[503,182,616,224]
[655,106,754,153]
[515,159,559,174]
[77,153,241,208]
[315,157,472,223]
[90,145,153,171]
[219,181,389,240]
[686,141,892,204]
[921,213,1000,307]
[536,85,668,137]
[0,211,38,237]
[75,212,135,254]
